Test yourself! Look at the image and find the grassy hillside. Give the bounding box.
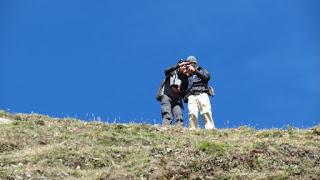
[0,110,319,179]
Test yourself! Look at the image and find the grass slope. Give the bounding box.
[0,110,320,179]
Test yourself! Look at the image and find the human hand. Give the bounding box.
[187,65,196,73]
[179,61,189,67]
[178,62,189,74]
[171,85,180,94]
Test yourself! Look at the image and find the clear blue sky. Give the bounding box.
[1,0,319,128]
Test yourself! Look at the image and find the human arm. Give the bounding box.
[164,64,179,76]
[164,61,189,77]
[194,68,210,82]
[187,65,211,82]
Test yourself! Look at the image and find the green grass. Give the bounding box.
[0,111,319,179]
[198,141,228,157]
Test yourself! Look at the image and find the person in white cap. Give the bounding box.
[183,55,216,129]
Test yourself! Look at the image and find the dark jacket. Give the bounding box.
[186,66,211,96]
[156,64,189,101]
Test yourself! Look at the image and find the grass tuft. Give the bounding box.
[198,141,227,157]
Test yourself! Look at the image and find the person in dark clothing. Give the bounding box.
[184,56,216,129]
[156,60,189,127]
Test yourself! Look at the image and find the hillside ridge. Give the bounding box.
[0,110,319,179]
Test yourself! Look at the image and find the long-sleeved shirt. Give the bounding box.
[187,66,211,95]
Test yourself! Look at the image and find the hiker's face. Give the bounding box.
[186,63,196,75]
[178,62,189,75]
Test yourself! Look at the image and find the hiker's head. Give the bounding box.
[186,55,197,65]
[183,55,197,75]
[178,59,187,64]
[178,59,189,74]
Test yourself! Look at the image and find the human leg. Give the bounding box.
[187,95,199,129]
[199,93,215,129]
[161,94,172,126]
[172,99,183,127]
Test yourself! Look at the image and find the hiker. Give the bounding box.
[156,60,189,127]
[184,56,216,129]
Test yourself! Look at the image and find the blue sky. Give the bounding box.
[1,0,319,128]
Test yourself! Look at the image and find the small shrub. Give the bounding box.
[199,141,227,157]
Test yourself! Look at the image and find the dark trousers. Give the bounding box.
[160,94,183,127]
